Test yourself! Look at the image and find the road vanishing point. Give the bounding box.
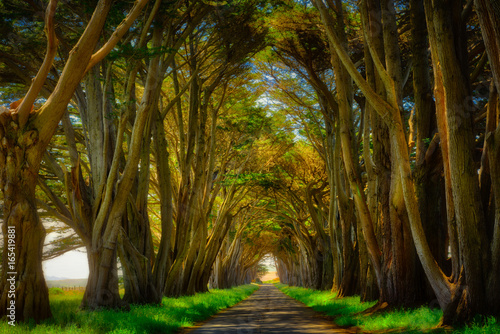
[183,284,359,333]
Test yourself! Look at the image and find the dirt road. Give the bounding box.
[183,284,358,333]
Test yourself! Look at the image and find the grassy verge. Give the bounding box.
[276,283,499,334]
[1,284,258,333]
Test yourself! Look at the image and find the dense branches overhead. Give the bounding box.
[262,0,500,325]
[0,0,499,328]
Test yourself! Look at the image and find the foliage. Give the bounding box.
[256,263,268,277]
[48,288,65,296]
[219,172,279,189]
[0,285,258,333]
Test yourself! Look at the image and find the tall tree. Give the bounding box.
[0,0,149,322]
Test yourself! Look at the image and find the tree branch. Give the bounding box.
[17,0,59,128]
[85,0,150,73]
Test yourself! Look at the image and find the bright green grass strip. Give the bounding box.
[276,283,439,332]
[354,305,442,332]
[453,316,499,334]
[276,284,500,334]
[0,284,258,333]
[275,283,375,327]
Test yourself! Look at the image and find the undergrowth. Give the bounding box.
[0,284,258,333]
[276,283,499,334]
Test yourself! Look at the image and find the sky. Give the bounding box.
[261,254,277,271]
[42,218,89,280]
[43,249,89,280]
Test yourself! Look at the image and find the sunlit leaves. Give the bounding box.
[219,172,279,189]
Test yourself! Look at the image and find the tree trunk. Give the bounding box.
[119,112,160,304]
[118,227,159,304]
[329,1,384,296]
[81,244,127,310]
[410,1,447,299]
[151,109,174,294]
[475,0,500,92]
[425,0,488,322]
[0,0,124,322]
[334,133,360,297]
[337,196,359,298]
[486,122,500,315]
[0,117,51,322]
[314,0,457,321]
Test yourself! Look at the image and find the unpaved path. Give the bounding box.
[182,284,359,333]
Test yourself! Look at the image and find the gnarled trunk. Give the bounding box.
[425,0,489,323]
[118,113,160,305]
[81,245,127,310]
[0,117,51,322]
[118,227,160,305]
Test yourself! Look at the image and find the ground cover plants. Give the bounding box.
[276,284,499,334]
[0,284,258,334]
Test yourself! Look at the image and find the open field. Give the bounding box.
[259,271,278,282]
[46,279,88,288]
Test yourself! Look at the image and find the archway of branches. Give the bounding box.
[0,0,499,327]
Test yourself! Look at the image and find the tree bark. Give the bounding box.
[0,0,124,322]
[314,0,457,319]
[475,0,500,92]
[425,0,488,321]
[0,116,51,322]
[382,0,423,306]
[151,108,174,295]
[486,119,500,315]
[410,0,447,290]
[81,244,126,310]
[82,21,163,308]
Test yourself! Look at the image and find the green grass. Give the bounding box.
[0,284,258,333]
[453,317,499,334]
[276,283,500,334]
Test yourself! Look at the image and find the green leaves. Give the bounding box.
[107,44,176,61]
[219,106,269,135]
[219,172,279,189]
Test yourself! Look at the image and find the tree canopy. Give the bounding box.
[0,0,500,328]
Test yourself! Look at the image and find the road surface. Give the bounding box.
[183,284,359,333]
